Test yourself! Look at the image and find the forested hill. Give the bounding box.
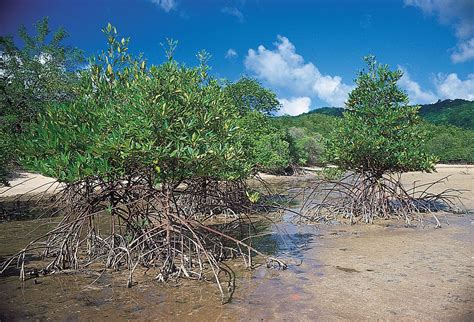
[418,99,473,129]
[274,99,474,164]
[303,99,474,129]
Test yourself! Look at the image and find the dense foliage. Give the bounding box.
[225,78,292,174]
[424,124,474,164]
[224,76,280,116]
[24,25,248,185]
[0,18,83,184]
[419,99,473,130]
[325,56,437,177]
[274,113,336,166]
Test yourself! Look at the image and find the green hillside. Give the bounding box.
[306,107,344,117]
[274,112,337,134]
[300,99,474,129]
[418,99,473,129]
[274,99,474,164]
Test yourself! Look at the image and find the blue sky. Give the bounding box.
[1,0,473,115]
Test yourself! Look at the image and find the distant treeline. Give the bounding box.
[274,99,474,165]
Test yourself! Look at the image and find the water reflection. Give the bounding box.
[0,177,323,320]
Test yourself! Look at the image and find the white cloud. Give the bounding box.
[313,75,353,107]
[435,73,474,100]
[451,38,474,63]
[225,48,238,59]
[221,7,244,22]
[404,0,474,38]
[149,0,176,12]
[245,35,353,107]
[278,97,311,116]
[404,0,474,62]
[397,66,474,102]
[398,66,437,104]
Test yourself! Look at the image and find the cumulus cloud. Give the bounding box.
[149,0,176,12]
[278,97,311,116]
[435,73,474,100]
[398,66,437,104]
[397,66,474,102]
[313,75,353,107]
[244,36,353,107]
[225,48,238,59]
[451,38,474,63]
[404,0,474,38]
[221,7,244,22]
[404,0,474,62]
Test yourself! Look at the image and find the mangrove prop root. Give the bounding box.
[0,174,286,303]
[300,172,466,226]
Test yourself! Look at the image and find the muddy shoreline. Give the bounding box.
[1,215,472,321]
[0,165,473,320]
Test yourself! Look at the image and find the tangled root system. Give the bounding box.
[300,172,465,227]
[1,174,286,303]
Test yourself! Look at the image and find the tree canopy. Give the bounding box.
[0,17,83,184]
[325,56,438,178]
[24,24,249,185]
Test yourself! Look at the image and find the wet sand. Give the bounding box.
[0,165,473,320]
[241,215,473,320]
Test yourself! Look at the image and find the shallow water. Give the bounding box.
[1,175,473,320]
